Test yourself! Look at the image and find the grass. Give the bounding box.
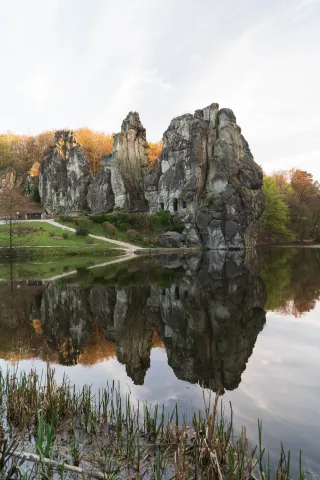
[0,367,311,479]
[0,221,116,248]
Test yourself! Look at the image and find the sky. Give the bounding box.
[0,0,319,177]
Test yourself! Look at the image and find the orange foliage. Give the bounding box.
[79,323,116,365]
[32,318,42,334]
[75,128,114,175]
[152,331,164,349]
[147,141,163,167]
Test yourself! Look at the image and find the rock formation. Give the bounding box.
[108,112,150,211]
[39,131,91,214]
[87,156,114,213]
[38,103,264,248]
[145,104,264,248]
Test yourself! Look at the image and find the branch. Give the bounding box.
[10,450,110,479]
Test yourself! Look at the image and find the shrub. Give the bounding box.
[103,221,117,236]
[127,229,140,240]
[85,237,94,244]
[118,222,130,231]
[32,185,41,203]
[75,218,93,236]
[154,210,172,227]
[62,231,69,239]
[49,231,55,237]
[58,215,75,223]
[172,222,185,234]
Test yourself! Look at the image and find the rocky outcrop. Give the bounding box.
[39,131,91,214]
[109,112,150,211]
[87,156,114,213]
[157,231,184,248]
[37,103,263,248]
[145,104,264,249]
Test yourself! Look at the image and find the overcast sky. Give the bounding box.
[0,0,319,176]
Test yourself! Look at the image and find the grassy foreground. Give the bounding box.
[0,222,116,248]
[0,368,309,479]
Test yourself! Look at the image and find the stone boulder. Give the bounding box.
[87,155,114,213]
[157,231,184,248]
[39,130,91,214]
[145,103,264,249]
[110,112,150,211]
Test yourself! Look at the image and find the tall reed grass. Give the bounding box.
[0,367,312,479]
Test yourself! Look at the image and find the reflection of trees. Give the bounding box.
[259,248,320,317]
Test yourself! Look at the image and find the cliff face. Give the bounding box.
[145,104,264,249]
[39,131,91,214]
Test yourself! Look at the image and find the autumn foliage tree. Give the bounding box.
[75,128,114,175]
[147,141,163,166]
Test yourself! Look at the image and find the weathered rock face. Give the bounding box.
[109,112,150,211]
[39,131,91,214]
[87,155,114,213]
[145,104,264,249]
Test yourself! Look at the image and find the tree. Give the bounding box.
[259,177,294,241]
[290,169,318,205]
[0,189,28,255]
[147,141,163,166]
[76,129,114,175]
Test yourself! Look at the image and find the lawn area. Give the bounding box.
[0,221,116,248]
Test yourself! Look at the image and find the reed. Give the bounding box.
[0,367,313,479]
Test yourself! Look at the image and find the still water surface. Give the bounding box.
[0,248,319,475]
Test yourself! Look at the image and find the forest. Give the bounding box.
[0,129,319,244]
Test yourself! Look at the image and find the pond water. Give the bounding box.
[0,247,319,476]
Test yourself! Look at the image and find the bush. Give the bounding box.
[62,231,69,239]
[172,222,185,234]
[103,221,117,236]
[154,210,172,227]
[118,222,130,231]
[75,218,93,236]
[127,229,141,240]
[85,237,94,244]
[58,215,75,223]
[49,231,55,237]
[32,185,41,203]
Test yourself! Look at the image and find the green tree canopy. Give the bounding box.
[260,177,295,241]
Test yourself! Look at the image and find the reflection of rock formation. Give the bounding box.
[0,252,266,390]
[37,251,266,389]
[147,252,266,390]
[41,284,92,365]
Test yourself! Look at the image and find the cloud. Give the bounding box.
[0,0,319,177]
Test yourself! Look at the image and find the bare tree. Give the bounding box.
[0,188,28,256]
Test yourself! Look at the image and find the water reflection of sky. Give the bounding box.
[1,302,320,475]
